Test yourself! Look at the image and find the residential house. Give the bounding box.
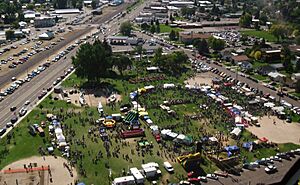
[262,49,281,62]
[291,73,300,82]
[257,65,276,76]
[270,63,284,71]
[38,31,54,40]
[34,17,55,28]
[240,62,253,70]
[232,55,249,65]
[178,32,211,44]
[284,77,296,88]
[268,72,286,83]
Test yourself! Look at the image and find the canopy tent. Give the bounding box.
[264,102,275,108]
[230,127,241,137]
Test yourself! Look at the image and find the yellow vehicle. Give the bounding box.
[103,119,116,128]
[177,153,201,168]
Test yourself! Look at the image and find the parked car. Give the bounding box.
[163,161,174,173]
[206,174,218,180]
[265,165,277,173]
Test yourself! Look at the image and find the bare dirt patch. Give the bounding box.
[0,156,77,185]
[185,72,218,86]
[247,115,300,144]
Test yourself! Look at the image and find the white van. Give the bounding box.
[163,162,174,173]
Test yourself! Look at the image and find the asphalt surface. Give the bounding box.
[207,156,300,185]
[0,3,131,129]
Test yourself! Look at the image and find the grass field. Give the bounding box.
[252,74,269,81]
[159,24,182,33]
[0,59,299,184]
[241,30,277,42]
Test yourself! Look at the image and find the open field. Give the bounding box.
[0,58,299,184]
[0,156,77,185]
[240,30,277,42]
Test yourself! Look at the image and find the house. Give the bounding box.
[270,63,284,71]
[38,31,54,40]
[34,17,55,28]
[179,32,211,44]
[284,77,296,88]
[240,61,253,70]
[291,73,300,81]
[257,65,276,76]
[232,55,249,65]
[262,49,281,62]
[268,72,286,83]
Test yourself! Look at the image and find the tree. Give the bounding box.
[5,30,15,40]
[254,51,262,60]
[120,21,132,36]
[155,19,160,26]
[281,44,294,73]
[296,79,300,93]
[239,13,252,28]
[270,24,290,42]
[169,30,176,41]
[296,36,300,45]
[112,55,132,76]
[150,25,156,34]
[194,39,209,55]
[165,20,169,26]
[169,14,174,22]
[72,40,113,82]
[27,3,35,10]
[208,37,225,52]
[141,23,150,31]
[156,25,160,33]
[296,61,300,72]
[91,0,97,9]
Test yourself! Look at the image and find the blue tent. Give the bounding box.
[242,142,253,149]
[77,183,85,185]
[225,145,239,152]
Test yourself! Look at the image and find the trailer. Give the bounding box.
[121,129,145,138]
[112,176,135,185]
[129,168,144,184]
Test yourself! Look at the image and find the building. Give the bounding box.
[179,32,211,44]
[168,1,194,7]
[291,73,300,81]
[268,72,286,83]
[232,55,249,65]
[258,65,276,76]
[39,31,54,40]
[34,17,55,28]
[262,49,281,62]
[54,9,81,14]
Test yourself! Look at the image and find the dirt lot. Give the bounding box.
[247,115,300,144]
[0,156,77,185]
[185,71,219,86]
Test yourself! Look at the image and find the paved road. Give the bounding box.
[207,156,300,185]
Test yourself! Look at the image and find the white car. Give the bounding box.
[206,173,218,180]
[163,161,174,173]
[265,165,277,173]
[24,100,30,106]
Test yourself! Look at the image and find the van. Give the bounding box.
[37,127,45,136]
[28,125,36,136]
[163,161,174,173]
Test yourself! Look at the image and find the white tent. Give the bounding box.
[163,84,175,89]
[264,102,275,108]
[230,127,241,137]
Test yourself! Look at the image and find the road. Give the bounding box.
[0,3,132,129]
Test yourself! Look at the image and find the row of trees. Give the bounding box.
[72,40,132,82]
[0,1,23,24]
[140,20,161,34]
[193,37,225,55]
[52,0,83,10]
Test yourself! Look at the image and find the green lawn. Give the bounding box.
[1,58,299,184]
[251,60,269,69]
[159,24,181,33]
[240,30,277,42]
[252,74,269,81]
